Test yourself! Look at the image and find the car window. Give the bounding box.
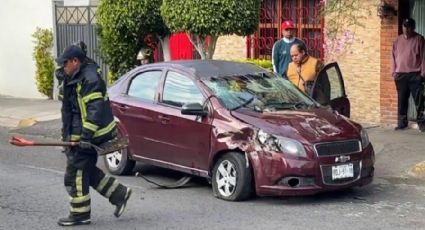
[202,72,316,112]
[162,71,204,108]
[127,71,162,101]
[313,64,345,105]
[326,67,344,99]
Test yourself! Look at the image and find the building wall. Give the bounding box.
[0,0,53,98]
[204,1,403,125]
[380,0,399,124]
[330,0,382,124]
[213,35,247,60]
[214,2,383,124]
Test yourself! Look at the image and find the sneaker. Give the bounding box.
[57,215,91,226]
[114,187,132,218]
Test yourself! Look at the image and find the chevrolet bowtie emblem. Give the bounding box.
[335,155,350,163]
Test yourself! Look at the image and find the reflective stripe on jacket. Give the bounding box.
[62,61,116,145]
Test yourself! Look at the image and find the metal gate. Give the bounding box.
[53,1,107,82]
[247,0,324,60]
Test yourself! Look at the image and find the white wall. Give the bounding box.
[0,0,53,98]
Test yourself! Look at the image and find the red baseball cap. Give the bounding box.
[281,20,295,30]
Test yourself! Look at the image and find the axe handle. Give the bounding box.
[29,142,78,147]
[9,136,79,147]
[9,136,125,155]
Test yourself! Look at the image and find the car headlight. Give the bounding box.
[257,130,307,157]
[360,129,370,149]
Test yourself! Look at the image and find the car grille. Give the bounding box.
[314,140,361,157]
[320,161,361,185]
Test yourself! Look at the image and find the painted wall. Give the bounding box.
[0,0,53,98]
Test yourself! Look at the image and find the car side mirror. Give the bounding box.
[181,103,208,117]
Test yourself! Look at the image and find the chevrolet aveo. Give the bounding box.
[106,60,375,201]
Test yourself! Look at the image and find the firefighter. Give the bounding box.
[55,44,132,226]
[55,41,101,145]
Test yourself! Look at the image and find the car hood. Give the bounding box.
[231,108,360,144]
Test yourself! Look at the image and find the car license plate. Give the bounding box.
[332,163,354,180]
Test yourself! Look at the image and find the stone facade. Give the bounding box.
[213,35,247,60]
[330,0,382,124]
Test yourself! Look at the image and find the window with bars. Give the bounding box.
[247,0,324,60]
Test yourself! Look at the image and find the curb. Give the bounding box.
[408,161,425,178]
[17,118,37,128]
[0,117,39,129]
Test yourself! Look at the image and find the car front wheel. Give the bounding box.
[212,152,253,201]
[104,146,135,175]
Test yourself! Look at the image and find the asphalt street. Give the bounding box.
[1,121,425,230]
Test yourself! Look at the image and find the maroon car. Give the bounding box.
[106,60,374,201]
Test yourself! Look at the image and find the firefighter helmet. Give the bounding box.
[137,48,152,60]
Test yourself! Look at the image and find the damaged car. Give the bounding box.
[106,60,375,201]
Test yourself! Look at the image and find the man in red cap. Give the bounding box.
[272,19,305,79]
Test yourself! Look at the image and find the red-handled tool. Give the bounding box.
[9,136,128,155]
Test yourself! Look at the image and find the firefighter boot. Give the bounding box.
[114,187,132,218]
[57,214,91,226]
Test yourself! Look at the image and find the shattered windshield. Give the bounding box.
[202,72,317,112]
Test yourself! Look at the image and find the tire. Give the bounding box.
[212,152,253,201]
[103,146,135,175]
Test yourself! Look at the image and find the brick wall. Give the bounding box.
[380,0,399,124]
[329,0,382,124]
[213,35,246,60]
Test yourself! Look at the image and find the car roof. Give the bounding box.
[142,60,269,79]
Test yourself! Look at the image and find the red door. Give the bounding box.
[169,32,193,60]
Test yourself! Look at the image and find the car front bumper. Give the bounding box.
[249,144,375,197]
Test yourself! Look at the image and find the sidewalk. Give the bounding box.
[0,95,61,128]
[0,94,424,180]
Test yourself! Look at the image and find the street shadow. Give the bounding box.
[133,163,210,190]
[127,162,420,206]
[130,163,385,206]
[254,188,370,205]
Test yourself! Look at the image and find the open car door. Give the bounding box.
[311,62,350,117]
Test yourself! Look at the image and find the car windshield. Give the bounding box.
[202,72,317,112]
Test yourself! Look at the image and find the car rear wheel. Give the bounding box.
[104,146,135,175]
[212,152,253,201]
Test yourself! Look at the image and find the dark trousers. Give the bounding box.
[395,73,424,128]
[64,148,127,218]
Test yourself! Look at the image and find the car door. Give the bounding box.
[151,70,212,171]
[311,62,350,117]
[112,70,164,157]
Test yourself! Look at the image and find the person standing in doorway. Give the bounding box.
[272,20,305,79]
[55,44,132,226]
[391,18,425,132]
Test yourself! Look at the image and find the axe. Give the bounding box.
[9,136,129,155]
